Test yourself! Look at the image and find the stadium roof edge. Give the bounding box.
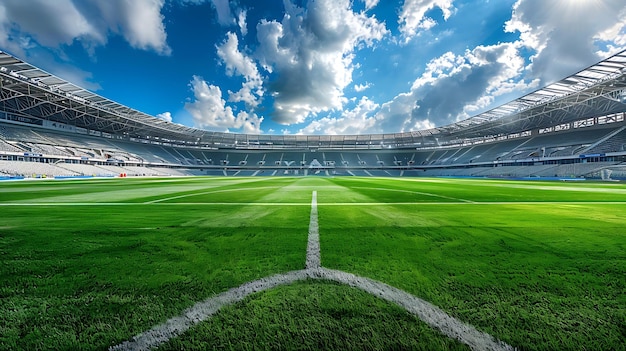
[1,48,626,145]
[0,50,206,140]
[448,49,626,129]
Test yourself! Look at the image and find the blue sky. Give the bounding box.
[1,0,625,135]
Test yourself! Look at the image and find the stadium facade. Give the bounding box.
[1,50,626,180]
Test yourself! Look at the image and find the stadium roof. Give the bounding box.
[1,49,626,148]
[0,51,205,142]
[444,49,626,138]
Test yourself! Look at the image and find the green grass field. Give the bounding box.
[0,176,624,350]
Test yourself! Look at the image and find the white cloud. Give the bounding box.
[375,43,535,131]
[216,32,264,108]
[185,76,263,133]
[0,0,102,49]
[211,0,235,26]
[505,0,626,83]
[0,0,170,55]
[398,0,455,42]
[363,0,380,11]
[255,0,388,125]
[375,91,423,132]
[237,9,248,36]
[354,82,371,92]
[112,0,171,55]
[217,32,260,80]
[594,15,626,57]
[183,0,241,30]
[372,0,626,133]
[156,112,173,122]
[297,96,380,135]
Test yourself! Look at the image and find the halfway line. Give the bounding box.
[306,191,320,269]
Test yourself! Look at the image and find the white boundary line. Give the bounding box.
[314,267,514,351]
[110,190,514,351]
[145,186,282,203]
[109,270,312,351]
[306,191,320,269]
[2,201,625,206]
[110,267,513,351]
[0,202,310,206]
[352,186,475,203]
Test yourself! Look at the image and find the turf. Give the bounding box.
[0,179,308,350]
[157,280,469,351]
[322,178,626,350]
[0,176,625,350]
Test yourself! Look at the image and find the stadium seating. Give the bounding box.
[1,117,626,180]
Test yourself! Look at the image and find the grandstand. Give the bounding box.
[1,50,626,180]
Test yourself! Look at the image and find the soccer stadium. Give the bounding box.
[1,47,625,350]
[2,48,626,180]
[2,9,626,351]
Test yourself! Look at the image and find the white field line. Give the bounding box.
[145,186,282,203]
[2,201,625,206]
[442,181,626,194]
[313,268,515,351]
[318,201,626,205]
[109,188,514,351]
[306,191,320,269]
[109,269,312,351]
[346,177,452,184]
[390,176,626,194]
[0,202,310,206]
[110,268,513,351]
[352,186,474,203]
